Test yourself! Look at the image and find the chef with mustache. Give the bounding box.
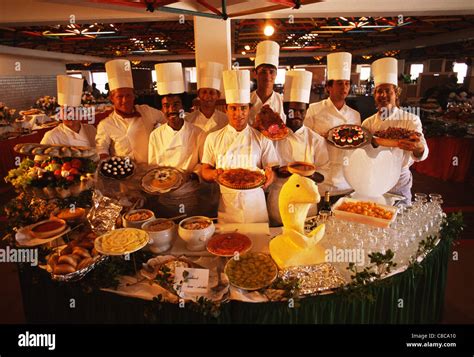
[96,59,166,163]
[362,57,428,202]
[305,52,361,198]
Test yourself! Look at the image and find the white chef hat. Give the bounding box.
[198,61,223,91]
[223,69,250,104]
[155,62,185,95]
[255,40,280,69]
[57,75,83,107]
[283,70,313,103]
[105,59,134,91]
[327,52,352,81]
[372,57,398,87]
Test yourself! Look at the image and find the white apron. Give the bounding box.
[216,129,269,224]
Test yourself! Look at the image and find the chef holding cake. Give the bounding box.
[249,40,285,126]
[268,69,329,225]
[305,52,361,197]
[362,57,428,202]
[148,62,204,172]
[41,75,96,148]
[201,69,279,223]
[96,59,165,163]
[185,61,228,133]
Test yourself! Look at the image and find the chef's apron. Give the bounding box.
[216,127,269,223]
[158,174,201,217]
[125,115,149,164]
[218,186,268,223]
[388,168,413,204]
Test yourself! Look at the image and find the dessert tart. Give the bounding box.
[99,156,134,179]
[331,125,365,146]
[207,232,252,257]
[255,105,289,141]
[373,127,421,147]
[141,167,183,194]
[217,168,266,190]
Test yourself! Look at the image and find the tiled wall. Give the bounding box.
[0,75,57,110]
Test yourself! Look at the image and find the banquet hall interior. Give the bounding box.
[0,0,473,325]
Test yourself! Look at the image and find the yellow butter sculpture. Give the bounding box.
[269,174,326,269]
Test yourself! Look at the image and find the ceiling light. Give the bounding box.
[244,45,250,51]
[264,24,274,37]
[241,51,246,55]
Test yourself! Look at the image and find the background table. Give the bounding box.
[18,237,450,324]
[412,136,474,182]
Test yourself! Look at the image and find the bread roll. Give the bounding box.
[72,246,91,259]
[77,240,94,250]
[47,254,59,269]
[53,264,76,275]
[60,245,73,256]
[58,255,78,268]
[77,257,94,270]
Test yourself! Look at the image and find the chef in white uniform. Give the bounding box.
[249,40,285,125]
[305,52,361,196]
[96,59,165,163]
[362,58,428,202]
[186,61,228,133]
[268,70,330,225]
[148,62,204,172]
[201,69,279,223]
[41,75,96,147]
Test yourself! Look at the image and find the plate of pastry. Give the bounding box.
[372,127,421,147]
[141,166,184,194]
[327,125,371,149]
[217,168,266,190]
[254,105,289,141]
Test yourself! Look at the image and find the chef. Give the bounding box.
[41,75,96,147]
[185,61,228,133]
[362,57,428,202]
[268,70,330,225]
[96,59,165,163]
[305,52,361,196]
[148,62,204,172]
[249,40,285,126]
[201,69,279,223]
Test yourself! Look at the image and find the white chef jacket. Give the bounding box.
[185,109,228,133]
[96,104,165,163]
[249,90,286,126]
[202,124,279,223]
[269,125,330,225]
[305,98,361,194]
[148,121,205,172]
[41,123,96,147]
[362,107,429,201]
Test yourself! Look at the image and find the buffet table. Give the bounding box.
[17,235,450,324]
[412,136,474,182]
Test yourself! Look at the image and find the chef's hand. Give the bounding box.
[262,166,275,190]
[398,133,424,158]
[213,168,224,181]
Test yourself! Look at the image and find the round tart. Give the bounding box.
[217,168,266,190]
[207,232,252,257]
[30,219,67,239]
[141,167,183,194]
[224,252,278,291]
[287,161,316,176]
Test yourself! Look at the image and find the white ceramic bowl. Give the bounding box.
[123,209,155,229]
[141,218,176,253]
[178,216,215,251]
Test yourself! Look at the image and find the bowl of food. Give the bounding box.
[123,209,155,229]
[178,216,215,251]
[287,161,317,176]
[29,219,67,239]
[141,218,176,253]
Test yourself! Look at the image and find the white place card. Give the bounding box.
[174,267,209,294]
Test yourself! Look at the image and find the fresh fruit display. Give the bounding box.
[5,157,96,199]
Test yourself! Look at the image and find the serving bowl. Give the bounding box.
[142,218,176,253]
[123,209,155,229]
[178,216,215,251]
